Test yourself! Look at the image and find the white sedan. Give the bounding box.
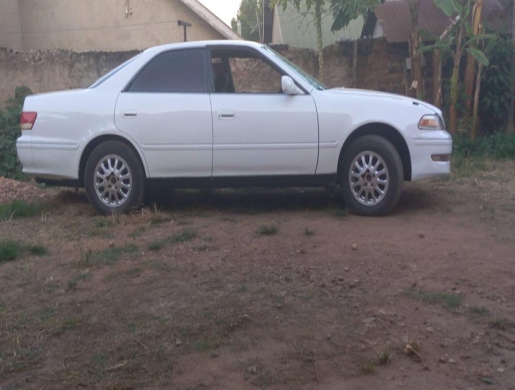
[17,40,452,216]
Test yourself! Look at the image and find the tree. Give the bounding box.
[425,0,494,134]
[271,0,379,82]
[507,0,515,134]
[231,0,264,42]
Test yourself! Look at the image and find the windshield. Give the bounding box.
[89,54,143,88]
[264,46,326,91]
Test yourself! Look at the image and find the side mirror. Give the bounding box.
[281,76,303,95]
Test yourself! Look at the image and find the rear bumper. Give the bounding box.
[409,133,453,181]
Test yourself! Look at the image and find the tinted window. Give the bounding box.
[128,49,206,93]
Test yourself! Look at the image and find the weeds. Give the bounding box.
[0,240,24,262]
[147,240,165,251]
[360,362,375,374]
[67,272,90,291]
[469,306,489,317]
[167,229,197,243]
[78,243,139,267]
[491,316,513,330]
[0,240,49,263]
[27,244,49,256]
[404,288,461,309]
[377,350,391,366]
[257,224,279,236]
[0,200,44,221]
[304,227,315,236]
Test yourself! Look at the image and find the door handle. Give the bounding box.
[218,111,235,120]
[123,110,138,118]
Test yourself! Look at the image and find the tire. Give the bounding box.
[84,141,145,215]
[340,135,403,216]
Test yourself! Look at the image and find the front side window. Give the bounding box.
[128,49,206,93]
[211,49,283,94]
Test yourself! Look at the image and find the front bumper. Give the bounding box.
[409,131,453,181]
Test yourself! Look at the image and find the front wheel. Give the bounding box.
[84,141,145,214]
[340,135,404,216]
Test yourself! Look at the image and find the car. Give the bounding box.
[16,40,452,216]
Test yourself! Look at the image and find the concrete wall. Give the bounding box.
[0,0,23,51]
[0,39,426,106]
[0,0,225,52]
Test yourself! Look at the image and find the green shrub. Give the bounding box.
[0,87,33,179]
[453,133,515,160]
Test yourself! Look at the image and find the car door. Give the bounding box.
[114,48,213,178]
[208,47,319,177]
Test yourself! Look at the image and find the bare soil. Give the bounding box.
[1,162,515,390]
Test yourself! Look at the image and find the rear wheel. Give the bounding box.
[340,135,403,216]
[84,141,145,214]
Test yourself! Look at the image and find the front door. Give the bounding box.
[209,47,319,177]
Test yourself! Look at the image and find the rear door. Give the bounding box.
[114,48,213,178]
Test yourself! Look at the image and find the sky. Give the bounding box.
[198,0,241,26]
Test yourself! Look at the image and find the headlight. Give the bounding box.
[418,115,445,130]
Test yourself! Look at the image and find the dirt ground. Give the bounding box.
[1,161,515,390]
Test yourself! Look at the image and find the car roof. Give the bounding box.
[144,40,264,55]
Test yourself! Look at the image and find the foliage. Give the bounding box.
[231,0,264,42]
[453,132,515,160]
[421,0,495,135]
[329,0,380,32]
[0,87,32,179]
[479,35,515,133]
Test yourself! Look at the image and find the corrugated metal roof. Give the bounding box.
[275,4,364,50]
[376,0,513,43]
[376,0,448,43]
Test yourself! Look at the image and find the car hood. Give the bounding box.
[324,88,442,116]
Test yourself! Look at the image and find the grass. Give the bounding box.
[0,240,49,263]
[377,350,391,366]
[146,229,198,252]
[167,229,197,243]
[360,362,375,374]
[491,316,513,330]
[304,227,315,236]
[67,272,91,291]
[469,306,489,317]
[0,240,24,262]
[0,200,45,221]
[257,224,279,236]
[404,288,461,309]
[78,243,139,267]
[27,244,49,256]
[147,240,165,251]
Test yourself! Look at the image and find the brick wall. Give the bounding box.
[0,38,432,105]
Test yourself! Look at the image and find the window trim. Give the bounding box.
[122,48,209,94]
[206,45,309,95]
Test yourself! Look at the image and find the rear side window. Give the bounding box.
[128,49,206,93]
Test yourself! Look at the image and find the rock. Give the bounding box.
[108,241,115,248]
[247,366,257,374]
[326,334,331,340]
[344,267,349,272]
[175,339,183,346]
[426,326,434,333]
[320,282,327,288]
[438,357,447,364]
[419,233,425,239]
[352,244,358,251]
[448,359,456,364]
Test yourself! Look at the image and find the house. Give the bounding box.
[263,0,512,50]
[0,0,239,52]
[263,0,366,50]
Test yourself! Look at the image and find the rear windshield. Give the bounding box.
[89,54,142,89]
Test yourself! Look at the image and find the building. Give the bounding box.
[0,0,239,52]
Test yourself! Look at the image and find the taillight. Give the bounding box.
[20,112,37,130]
